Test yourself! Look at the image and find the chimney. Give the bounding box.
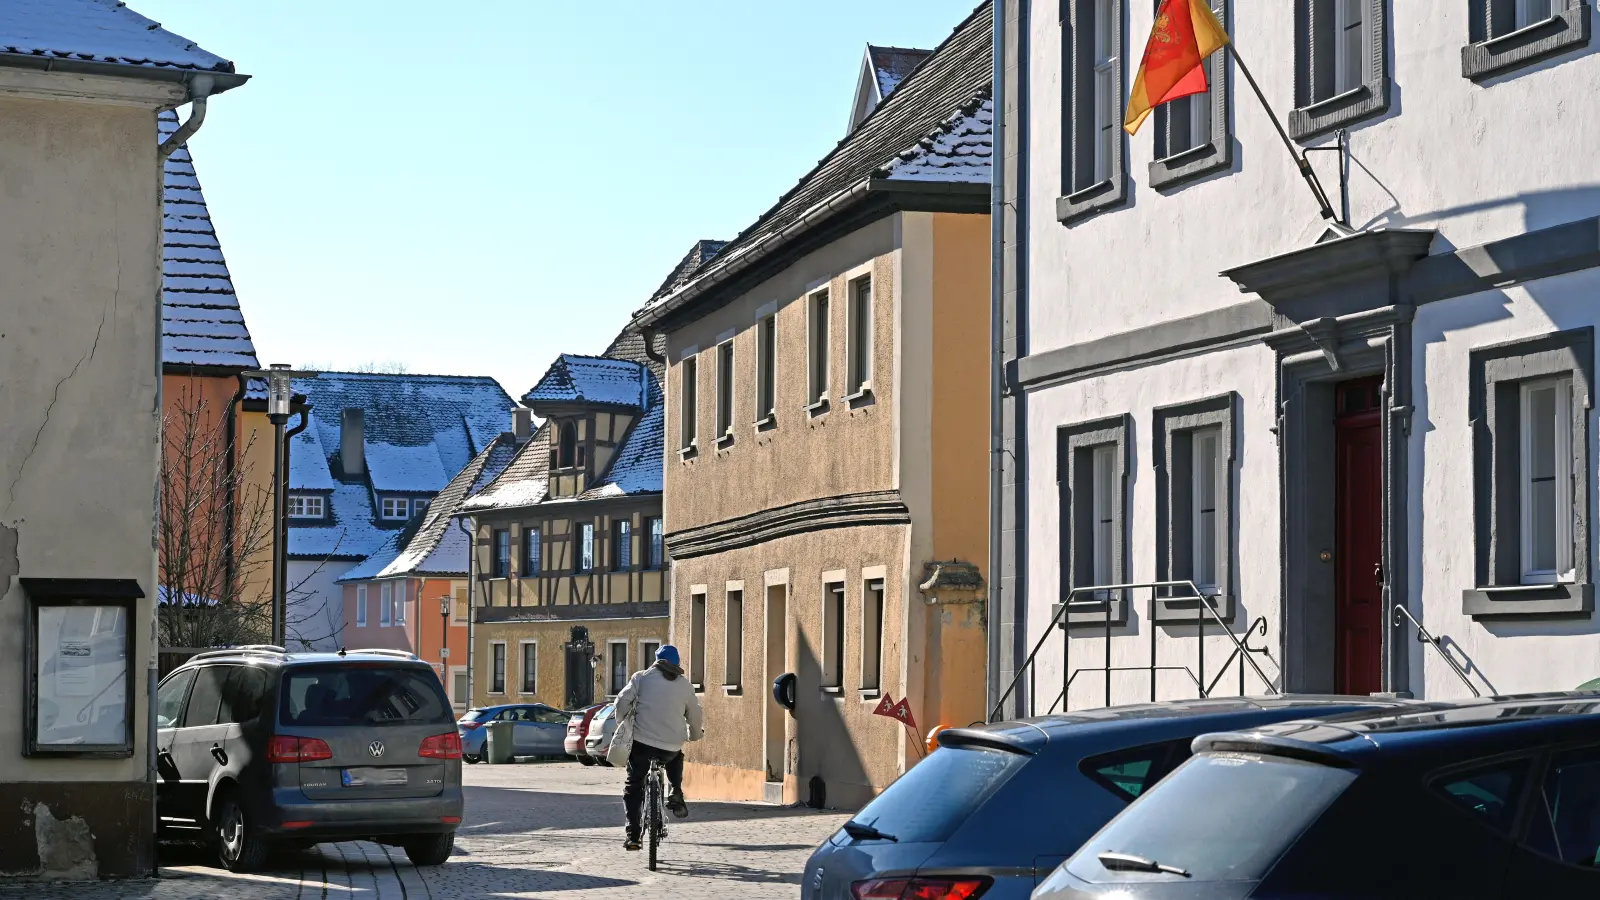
[512,407,533,443]
[341,408,366,476]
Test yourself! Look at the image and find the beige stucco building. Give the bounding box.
[0,1,245,879]
[633,3,993,809]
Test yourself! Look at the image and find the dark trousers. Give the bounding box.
[623,741,684,833]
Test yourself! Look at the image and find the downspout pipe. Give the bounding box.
[223,373,250,605]
[988,0,1007,719]
[151,74,216,874]
[282,402,311,645]
[457,516,476,708]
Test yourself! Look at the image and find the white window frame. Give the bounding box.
[755,312,778,425]
[379,582,393,626]
[381,496,411,520]
[846,275,873,397]
[860,577,884,694]
[640,639,661,671]
[1520,376,1575,585]
[489,641,507,695]
[613,518,631,571]
[724,585,744,688]
[518,640,538,695]
[356,584,368,627]
[821,576,846,692]
[287,494,325,519]
[716,338,735,441]
[578,522,595,572]
[680,353,699,452]
[394,579,407,624]
[1191,427,1224,593]
[1092,0,1118,184]
[449,665,468,709]
[807,289,831,409]
[1333,0,1365,96]
[607,639,629,697]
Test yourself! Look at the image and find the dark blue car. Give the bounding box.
[800,695,1411,900]
[457,703,570,762]
[1038,692,1600,900]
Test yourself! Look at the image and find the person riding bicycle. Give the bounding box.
[614,644,703,851]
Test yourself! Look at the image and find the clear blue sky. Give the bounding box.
[133,1,983,398]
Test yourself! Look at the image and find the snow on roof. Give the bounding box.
[524,354,651,411]
[649,240,727,302]
[0,0,237,74]
[458,427,550,513]
[336,529,404,583]
[580,378,663,499]
[365,439,520,580]
[288,372,514,561]
[882,97,993,182]
[159,110,258,371]
[869,45,933,100]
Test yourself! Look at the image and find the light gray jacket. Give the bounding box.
[614,662,704,753]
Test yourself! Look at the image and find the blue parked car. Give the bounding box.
[457,704,570,763]
[801,695,1411,900]
[1037,692,1600,900]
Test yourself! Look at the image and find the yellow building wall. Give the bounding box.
[473,617,670,710]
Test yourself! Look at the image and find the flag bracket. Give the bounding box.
[1302,129,1353,229]
[1226,45,1341,225]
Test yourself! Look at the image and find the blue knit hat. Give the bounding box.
[656,645,681,667]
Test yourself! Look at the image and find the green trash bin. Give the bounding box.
[486,721,516,764]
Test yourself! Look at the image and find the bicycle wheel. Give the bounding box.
[646,771,662,871]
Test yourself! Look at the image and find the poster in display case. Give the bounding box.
[22,578,142,758]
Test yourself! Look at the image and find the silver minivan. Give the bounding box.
[155,647,464,871]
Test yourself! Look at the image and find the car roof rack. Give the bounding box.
[343,648,421,661]
[187,645,289,663]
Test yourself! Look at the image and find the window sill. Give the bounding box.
[1463,4,1590,81]
[753,414,777,433]
[1149,139,1230,192]
[1289,77,1390,142]
[1462,582,1594,619]
[715,431,735,449]
[722,684,743,695]
[1056,176,1129,225]
[1151,592,1234,626]
[821,686,843,696]
[806,397,831,417]
[845,386,874,407]
[1052,594,1130,629]
[858,689,881,701]
[692,683,705,693]
[679,441,699,459]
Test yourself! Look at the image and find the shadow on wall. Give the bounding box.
[794,629,870,809]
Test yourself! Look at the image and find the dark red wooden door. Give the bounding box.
[1334,378,1384,696]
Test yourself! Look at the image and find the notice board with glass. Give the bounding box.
[22,578,142,757]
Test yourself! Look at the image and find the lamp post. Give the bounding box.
[245,364,315,648]
[440,594,451,686]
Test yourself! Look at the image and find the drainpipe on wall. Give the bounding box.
[987,0,1008,718]
[458,516,476,707]
[150,77,216,875]
[282,403,310,645]
[223,373,250,605]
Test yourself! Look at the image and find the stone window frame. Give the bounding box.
[723,581,745,691]
[1464,327,1595,618]
[518,639,538,695]
[1056,414,1132,628]
[1289,0,1392,141]
[678,346,700,456]
[1149,0,1234,190]
[1463,0,1592,81]
[1057,0,1130,223]
[1151,394,1238,624]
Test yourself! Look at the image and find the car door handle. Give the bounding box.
[210,744,228,766]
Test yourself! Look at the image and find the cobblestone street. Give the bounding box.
[0,763,849,899]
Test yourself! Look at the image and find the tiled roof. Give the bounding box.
[338,436,519,583]
[868,45,933,100]
[649,240,727,301]
[882,96,993,182]
[462,324,665,513]
[523,354,651,411]
[287,372,514,561]
[0,0,237,73]
[159,110,257,371]
[638,1,992,324]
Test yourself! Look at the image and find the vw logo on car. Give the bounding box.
[369,740,385,758]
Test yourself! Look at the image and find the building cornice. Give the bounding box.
[666,490,911,560]
[476,601,669,625]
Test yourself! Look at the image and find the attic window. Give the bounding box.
[381,497,411,520]
[287,495,324,519]
[557,421,579,469]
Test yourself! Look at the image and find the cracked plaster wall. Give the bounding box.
[0,94,160,786]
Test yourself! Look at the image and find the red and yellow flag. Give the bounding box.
[1124,0,1229,135]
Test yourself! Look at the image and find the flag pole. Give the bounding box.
[1226,43,1337,222]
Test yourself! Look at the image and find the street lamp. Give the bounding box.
[245,364,315,647]
[440,594,451,677]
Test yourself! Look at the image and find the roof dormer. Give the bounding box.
[849,44,933,132]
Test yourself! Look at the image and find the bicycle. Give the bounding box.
[643,757,669,870]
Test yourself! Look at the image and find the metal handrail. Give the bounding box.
[1393,604,1481,697]
[990,580,1278,722]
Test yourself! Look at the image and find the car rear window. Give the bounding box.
[460,709,488,722]
[847,745,1027,844]
[1062,753,1356,885]
[280,665,453,728]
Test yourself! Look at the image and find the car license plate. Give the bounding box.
[342,767,407,787]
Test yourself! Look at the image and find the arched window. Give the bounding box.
[557,421,577,469]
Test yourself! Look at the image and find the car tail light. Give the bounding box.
[440,816,462,824]
[281,820,315,830]
[852,878,991,900]
[459,721,483,731]
[267,736,333,764]
[420,732,463,760]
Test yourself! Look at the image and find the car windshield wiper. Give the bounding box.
[842,820,898,842]
[1098,851,1190,877]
